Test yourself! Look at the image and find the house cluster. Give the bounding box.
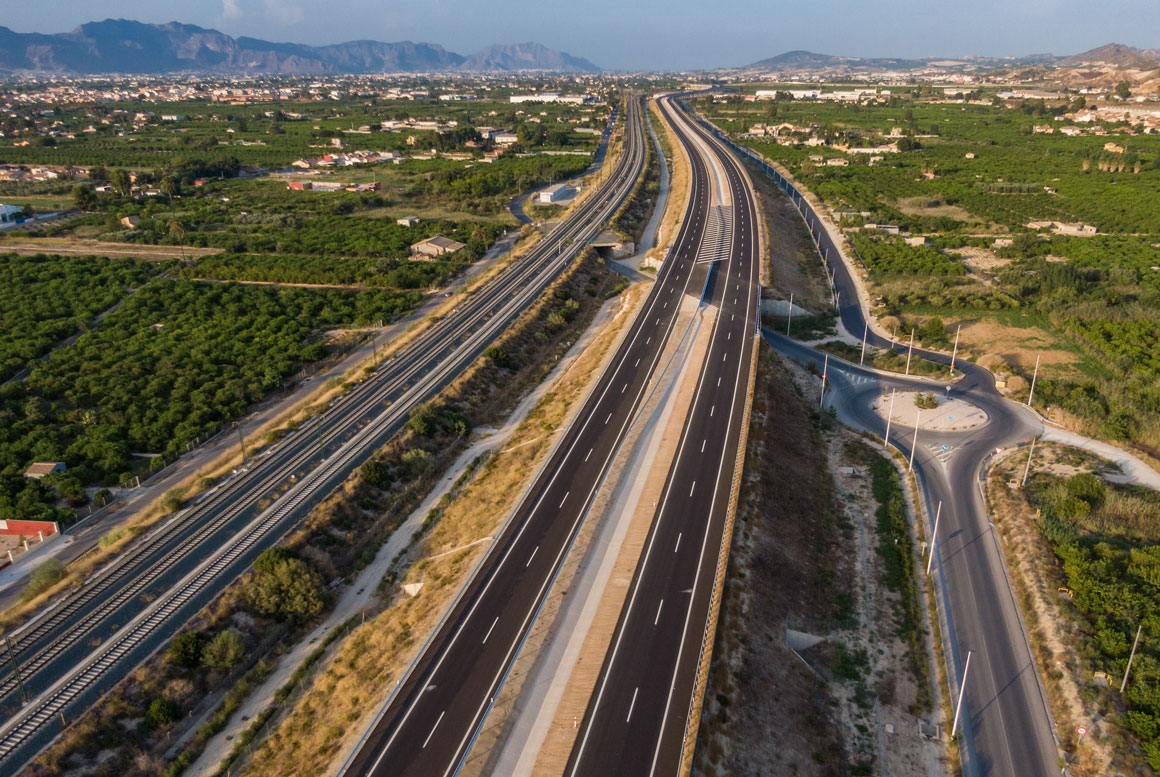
[751,88,890,103]
[286,180,381,192]
[0,164,90,183]
[1026,221,1099,237]
[290,150,406,169]
[509,93,597,105]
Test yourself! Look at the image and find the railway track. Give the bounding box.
[0,97,645,770]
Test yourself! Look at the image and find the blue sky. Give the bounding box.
[0,0,1157,70]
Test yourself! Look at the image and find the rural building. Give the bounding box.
[397,216,421,227]
[410,235,466,259]
[0,204,23,224]
[120,215,140,229]
[493,132,519,146]
[24,462,66,479]
[538,184,577,203]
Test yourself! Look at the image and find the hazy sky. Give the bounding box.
[0,0,1157,71]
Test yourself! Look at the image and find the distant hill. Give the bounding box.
[745,50,948,72]
[0,19,598,74]
[1061,43,1160,69]
[744,44,1160,76]
[460,42,599,73]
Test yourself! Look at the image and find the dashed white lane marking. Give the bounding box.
[526,546,539,567]
[482,616,499,644]
[422,710,446,749]
[627,687,640,722]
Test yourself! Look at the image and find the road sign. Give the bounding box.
[1076,726,1088,737]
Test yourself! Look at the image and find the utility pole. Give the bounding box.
[235,423,247,463]
[820,353,828,408]
[1028,354,1041,408]
[952,650,974,738]
[1122,624,1144,693]
[905,329,915,376]
[4,636,27,705]
[884,388,896,450]
[1021,437,1038,487]
[950,324,961,372]
[909,409,922,472]
[926,501,942,576]
[786,292,793,337]
[860,322,868,366]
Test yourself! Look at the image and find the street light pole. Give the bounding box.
[884,388,896,450]
[1028,354,1041,408]
[906,329,915,376]
[909,409,922,472]
[950,324,961,372]
[1122,624,1144,693]
[786,292,793,337]
[926,500,942,576]
[820,353,828,408]
[860,322,868,366]
[952,650,974,738]
[1021,437,1038,487]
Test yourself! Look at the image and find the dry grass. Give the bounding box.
[895,196,981,224]
[647,99,691,269]
[0,237,223,261]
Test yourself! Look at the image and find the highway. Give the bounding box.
[0,98,646,771]
[564,95,759,777]
[339,92,716,777]
[710,109,1062,777]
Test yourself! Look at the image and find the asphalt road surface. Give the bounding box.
[340,94,717,777]
[564,94,759,777]
[763,323,1059,776]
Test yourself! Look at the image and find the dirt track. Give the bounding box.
[0,238,222,261]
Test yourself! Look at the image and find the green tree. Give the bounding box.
[72,184,98,211]
[245,555,326,625]
[109,168,132,197]
[203,629,247,671]
[144,697,180,728]
[360,459,392,489]
[1116,80,1133,100]
[168,630,206,669]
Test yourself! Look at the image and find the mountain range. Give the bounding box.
[744,43,1160,73]
[0,20,601,75]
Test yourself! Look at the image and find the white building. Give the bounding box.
[0,204,24,225]
[538,184,577,203]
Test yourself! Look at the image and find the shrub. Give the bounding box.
[21,558,66,602]
[144,697,180,729]
[203,629,247,672]
[168,631,206,669]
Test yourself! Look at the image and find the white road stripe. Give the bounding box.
[526,546,539,567]
[627,687,640,722]
[655,599,664,626]
[422,710,446,749]
[482,617,499,644]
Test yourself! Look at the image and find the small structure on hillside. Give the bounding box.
[410,235,466,259]
[24,462,66,479]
